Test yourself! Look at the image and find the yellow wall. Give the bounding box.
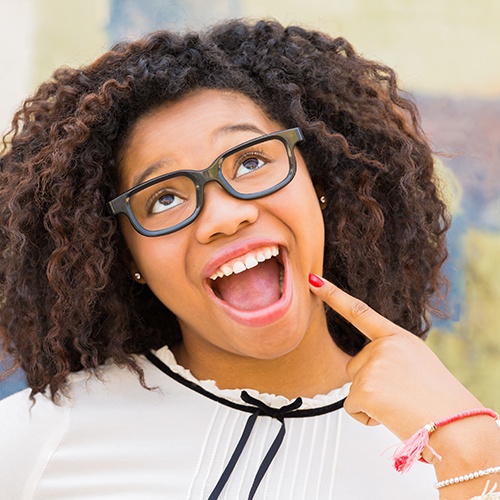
[428,230,500,411]
[33,0,109,85]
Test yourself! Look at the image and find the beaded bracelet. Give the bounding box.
[435,466,500,489]
[392,408,500,473]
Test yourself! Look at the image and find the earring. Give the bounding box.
[319,195,327,209]
[133,272,142,281]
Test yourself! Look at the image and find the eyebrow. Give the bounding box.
[131,159,172,189]
[130,123,267,188]
[212,123,266,139]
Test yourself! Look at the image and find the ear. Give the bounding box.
[314,184,328,211]
[125,250,147,284]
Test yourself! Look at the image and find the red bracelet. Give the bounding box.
[393,408,500,473]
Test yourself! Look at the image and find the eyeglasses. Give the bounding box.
[107,127,304,237]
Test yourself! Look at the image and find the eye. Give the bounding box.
[148,191,184,214]
[234,152,268,178]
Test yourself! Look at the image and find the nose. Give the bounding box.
[194,182,259,243]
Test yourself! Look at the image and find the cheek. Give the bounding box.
[292,170,325,257]
[268,167,325,265]
[134,239,195,317]
[288,168,325,229]
[121,219,188,282]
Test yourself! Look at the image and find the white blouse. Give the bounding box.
[0,346,440,499]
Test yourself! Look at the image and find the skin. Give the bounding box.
[309,276,500,500]
[118,88,500,499]
[119,88,351,397]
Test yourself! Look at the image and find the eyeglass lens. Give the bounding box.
[128,137,290,233]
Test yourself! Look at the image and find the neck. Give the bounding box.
[171,319,351,400]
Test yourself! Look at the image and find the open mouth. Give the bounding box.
[208,245,285,311]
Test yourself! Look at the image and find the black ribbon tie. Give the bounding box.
[207,391,303,500]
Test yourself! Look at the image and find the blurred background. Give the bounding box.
[1,0,499,409]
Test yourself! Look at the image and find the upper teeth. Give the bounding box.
[210,245,279,280]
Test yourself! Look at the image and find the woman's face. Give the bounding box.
[119,89,327,364]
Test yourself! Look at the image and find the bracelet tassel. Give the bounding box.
[393,423,441,473]
[392,408,499,474]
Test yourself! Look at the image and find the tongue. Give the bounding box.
[215,258,281,311]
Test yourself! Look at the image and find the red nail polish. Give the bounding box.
[308,274,324,287]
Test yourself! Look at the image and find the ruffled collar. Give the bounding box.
[152,345,350,411]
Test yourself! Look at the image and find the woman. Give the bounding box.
[0,19,499,499]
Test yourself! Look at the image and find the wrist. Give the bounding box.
[430,416,500,499]
[393,407,499,473]
[392,407,500,499]
[430,414,500,468]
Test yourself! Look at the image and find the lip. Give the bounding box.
[202,242,293,328]
[202,237,286,279]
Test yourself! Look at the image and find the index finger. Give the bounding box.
[308,273,405,341]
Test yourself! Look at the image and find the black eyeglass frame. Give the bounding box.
[107,127,304,237]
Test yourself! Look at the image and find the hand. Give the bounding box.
[309,273,500,499]
[308,273,481,441]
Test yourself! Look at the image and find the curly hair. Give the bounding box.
[0,19,449,399]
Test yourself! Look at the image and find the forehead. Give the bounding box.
[118,89,282,190]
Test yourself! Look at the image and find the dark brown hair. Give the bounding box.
[0,19,449,398]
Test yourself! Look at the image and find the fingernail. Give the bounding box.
[308,273,324,287]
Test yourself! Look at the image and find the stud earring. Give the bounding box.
[134,272,142,281]
[319,195,327,209]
